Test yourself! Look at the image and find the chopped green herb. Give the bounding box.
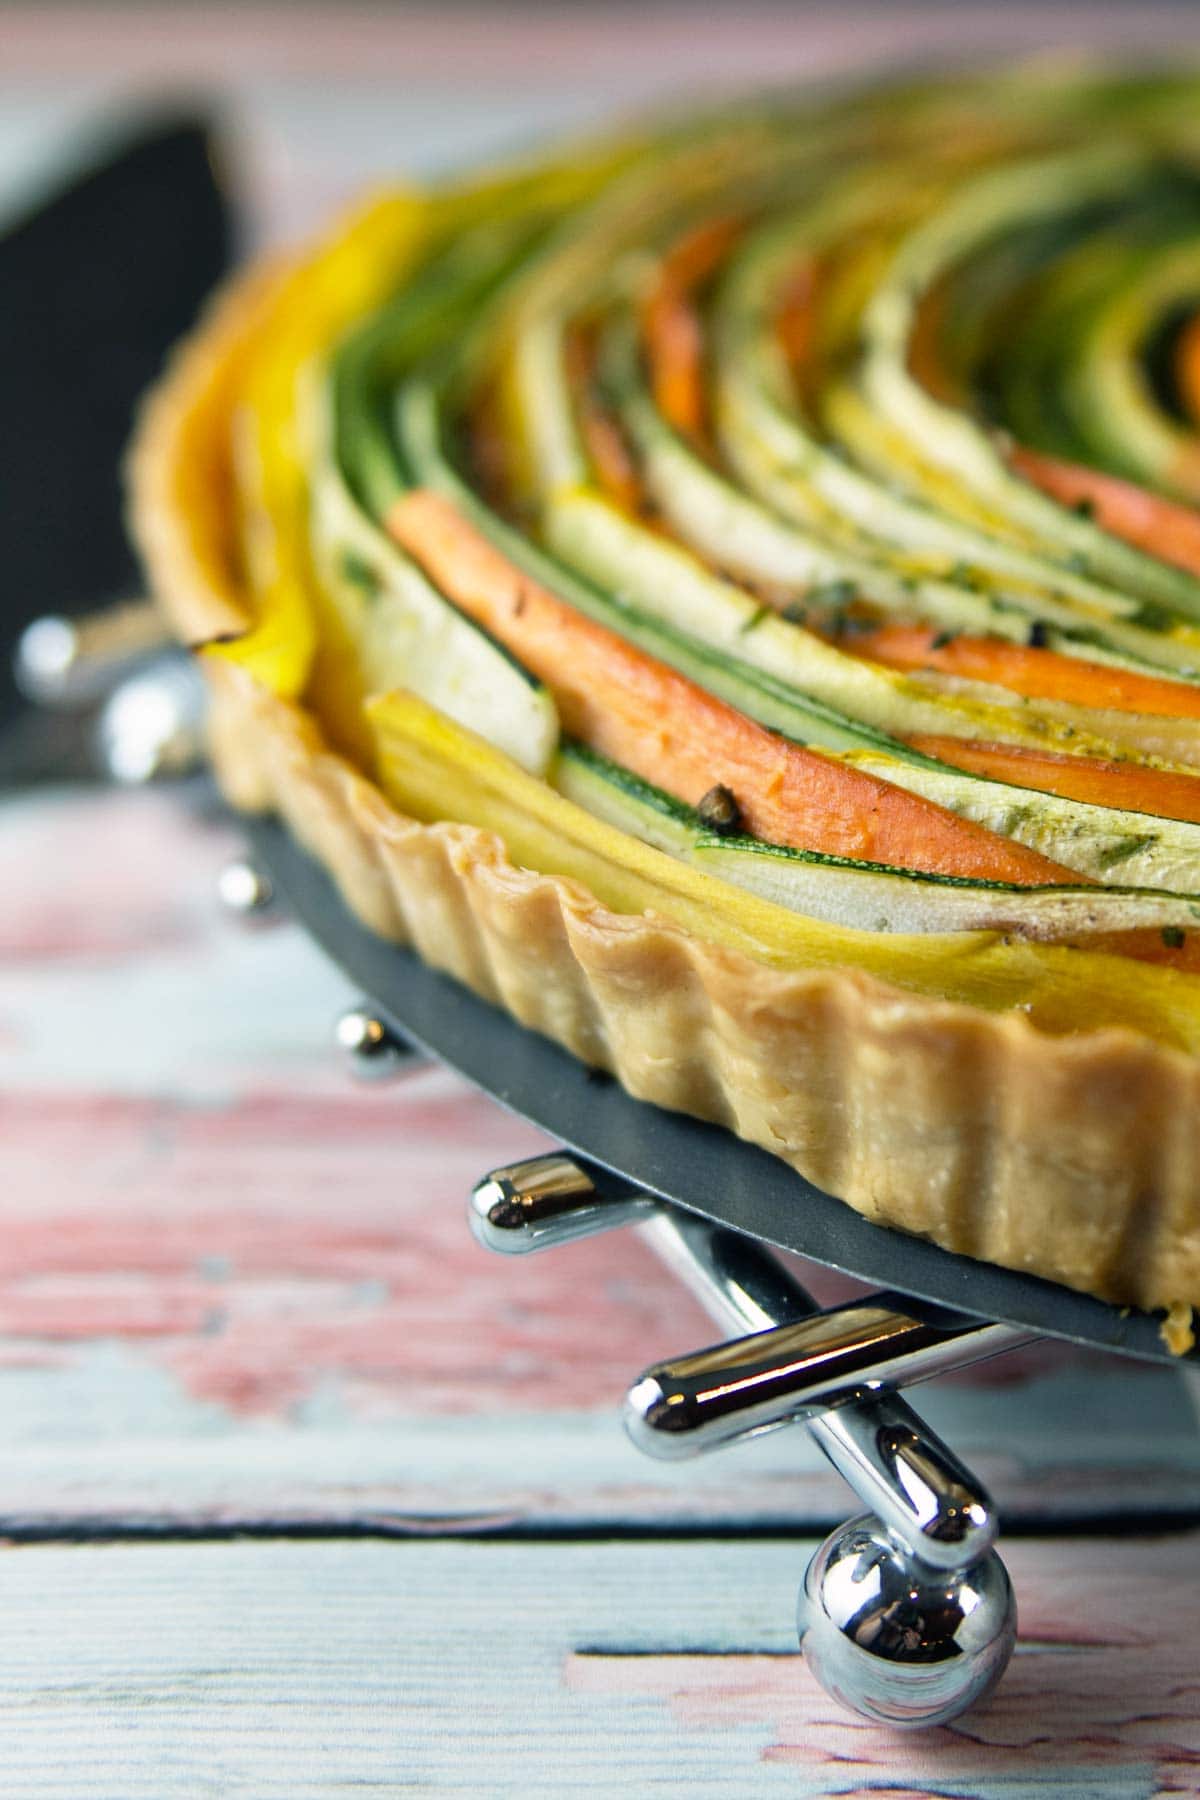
[803,578,856,612]
[1128,600,1175,633]
[739,604,771,635]
[781,601,808,626]
[1095,834,1156,869]
[1027,620,1050,649]
[1072,497,1096,519]
[1162,925,1186,950]
[339,550,380,595]
[930,629,957,650]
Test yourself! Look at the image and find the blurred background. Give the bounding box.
[2,3,1197,664]
[0,0,1196,762]
[5,2,1200,249]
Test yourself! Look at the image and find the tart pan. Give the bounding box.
[246,809,1198,1368]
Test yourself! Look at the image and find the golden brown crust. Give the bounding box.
[129,261,1200,1329]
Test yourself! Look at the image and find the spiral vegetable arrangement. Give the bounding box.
[133,65,1200,1335]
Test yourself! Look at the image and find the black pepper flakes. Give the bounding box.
[1162,925,1187,950]
[1027,620,1050,649]
[697,784,743,835]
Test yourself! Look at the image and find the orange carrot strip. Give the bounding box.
[563,324,644,513]
[641,215,742,444]
[907,734,1200,825]
[1083,927,1200,974]
[1010,444,1200,578]
[464,382,515,514]
[388,489,1078,886]
[1161,312,1200,498]
[645,296,705,439]
[664,216,744,292]
[1178,308,1200,428]
[846,623,1200,720]
[774,260,818,378]
[580,408,643,513]
[907,274,965,407]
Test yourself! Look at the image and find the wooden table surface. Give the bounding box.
[4,8,1200,1795]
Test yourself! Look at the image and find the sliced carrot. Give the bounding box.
[645,293,705,439]
[563,324,644,514]
[660,214,744,294]
[580,407,643,513]
[465,382,515,515]
[1165,311,1200,496]
[906,734,1200,825]
[388,489,1077,885]
[774,259,818,377]
[641,214,742,444]
[844,622,1200,720]
[1010,444,1200,578]
[1178,308,1200,428]
[907,272,966,408]
[1084,927,1200,975]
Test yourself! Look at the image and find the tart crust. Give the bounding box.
[128,261,1200,1335]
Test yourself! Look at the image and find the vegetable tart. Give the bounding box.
[130,64,1200,1350]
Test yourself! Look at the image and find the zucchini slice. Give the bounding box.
[859,143,1200,612]
[555,740,1200,939]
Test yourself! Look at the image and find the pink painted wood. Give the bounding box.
[567,1538,1200,1793]
[1,781,1198,1800]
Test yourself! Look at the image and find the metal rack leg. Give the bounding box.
[471,1152,1028,1728]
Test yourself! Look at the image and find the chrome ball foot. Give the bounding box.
[95,659,206,784]
[799,1514,1016,1728]
[216,856,275,918]
[469,1150,1031,1728]
[334,1004,419,1079]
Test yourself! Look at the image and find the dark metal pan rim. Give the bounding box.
[247,813,1198,1369]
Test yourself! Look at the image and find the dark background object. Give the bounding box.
[0,113,234,732]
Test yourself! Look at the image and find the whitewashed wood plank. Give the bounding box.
[0,1365,1196,1533]
[0,1535,1192,1798]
